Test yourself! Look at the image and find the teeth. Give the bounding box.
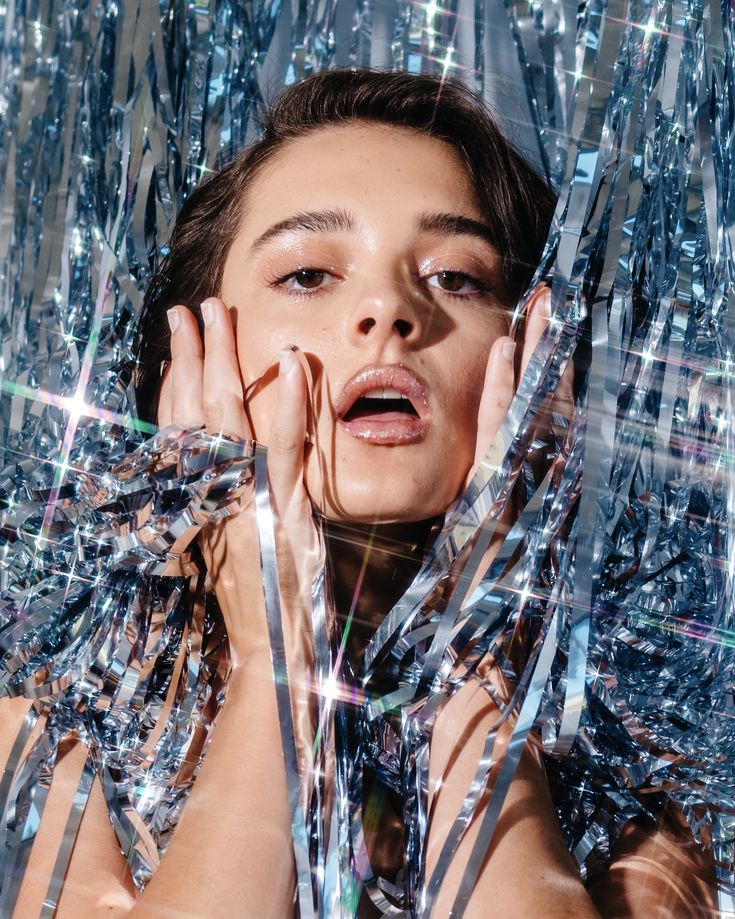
[362,388,407,399]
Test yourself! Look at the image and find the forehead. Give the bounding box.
[237,123,483,236]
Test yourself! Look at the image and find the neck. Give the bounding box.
[323,516,442,668]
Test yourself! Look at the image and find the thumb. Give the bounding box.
[467,335,516,489]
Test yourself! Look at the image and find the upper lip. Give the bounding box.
[335,364,429,419]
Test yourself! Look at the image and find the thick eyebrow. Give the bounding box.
[417,212,498,250]
[249,208,357,255]
[248,207,498,256]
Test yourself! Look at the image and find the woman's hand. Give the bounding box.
[132,297,319,918]
[469,285,574,485]
[157,297,320,669]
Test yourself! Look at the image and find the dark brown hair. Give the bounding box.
[132,68,556,424]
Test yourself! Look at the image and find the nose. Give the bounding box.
[346,278,424,349]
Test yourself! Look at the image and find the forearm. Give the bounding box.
[428,754,601,919]
[426,680,601,918]
[127,654,295,919]
[461,755,602,919]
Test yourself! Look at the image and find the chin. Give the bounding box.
[307,468,459,524]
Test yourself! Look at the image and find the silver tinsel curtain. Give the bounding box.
[1,0,734,916]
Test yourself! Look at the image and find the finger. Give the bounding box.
[268,347,309,515]
[201,297,251,440]
[157,366,173,427]
[555,359,576,421]
[471,335,516,474]
[168,306,205,427]
[519,286,551,378]
[520,287,575,420]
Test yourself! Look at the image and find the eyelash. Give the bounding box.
[426,271,492,298]
[269,268,338,297]
[268,267,493,299]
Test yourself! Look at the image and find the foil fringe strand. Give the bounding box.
[1,0,734,914]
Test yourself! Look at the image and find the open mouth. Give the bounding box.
[336,365,429,445]
[343,389,420,422]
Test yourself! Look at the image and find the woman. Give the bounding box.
[0,69,717,917]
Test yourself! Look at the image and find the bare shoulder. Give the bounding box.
[0,696,138,917]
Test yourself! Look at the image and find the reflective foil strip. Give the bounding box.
[0,426,253,897]
[40,749,95,919]
[0,703,43,911]
[419,606,555,914]
[552,300,609,753]
[418,489,581,912]
[0,703,41,817]
[452,609,562,915]
[412,454,547,693]
[1,0,734,914]
[0,717,63,917]
[371,468,564,908]
[359,295,580,689]
[253,446,314,918]
[98,571,231,890]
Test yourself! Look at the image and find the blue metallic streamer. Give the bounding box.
[1,0,734,915]
[253,444,315,918]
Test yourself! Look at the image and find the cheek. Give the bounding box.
[446,346,493,427]
[436,326,504,463]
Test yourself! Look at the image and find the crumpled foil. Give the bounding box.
[1,0,734,917]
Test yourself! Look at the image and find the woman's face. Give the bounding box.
[220,123,510,523]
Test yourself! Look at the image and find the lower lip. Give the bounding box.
[339,412,429,445]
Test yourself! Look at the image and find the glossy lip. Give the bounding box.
[335,363,430,445]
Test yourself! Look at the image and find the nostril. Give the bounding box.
[357,316,414,337]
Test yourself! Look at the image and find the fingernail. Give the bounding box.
[167,308,180,334]
[502,340,516,363]
[201,298,217,327]
[279,348,297,376]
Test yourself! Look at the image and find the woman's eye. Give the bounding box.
[276,268,337,293]
[426,271,486,295]
[292,269,326,289]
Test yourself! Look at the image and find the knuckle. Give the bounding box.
[177,414,205,429]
